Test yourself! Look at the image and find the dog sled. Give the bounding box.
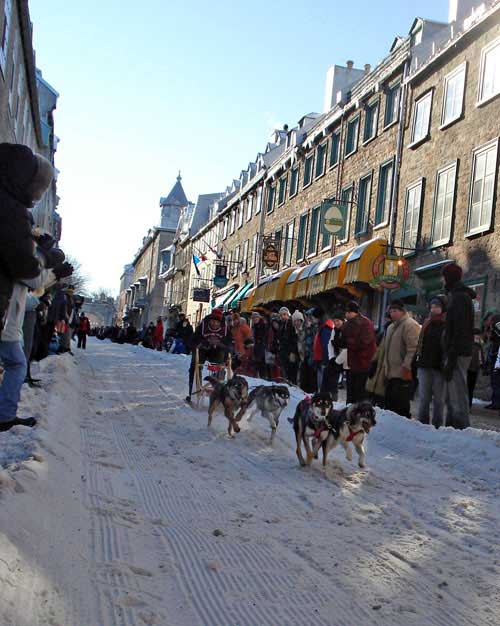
[192,349,233,408]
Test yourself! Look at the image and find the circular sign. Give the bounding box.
[323,205,345,234]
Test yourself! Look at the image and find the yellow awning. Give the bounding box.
[282,266,308,301]
[264,267,298,303]
[344,238,387,284]
[324,249,353,291]
[295,261,322,298]
[307,256,335,296]
[240,286,256,313]
[252,276,272,306]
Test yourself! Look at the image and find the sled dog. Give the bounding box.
[314,400,377,468]
[240,384,290,444]
[290,392,334,466]
[205,375,249,437]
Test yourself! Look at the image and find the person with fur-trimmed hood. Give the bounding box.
[185,308,233,403]
[342,301,377,403]
[441,262,475,429]
[383,299,421,419]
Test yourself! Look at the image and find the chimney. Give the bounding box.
[364,63,371,74]
[346,60,354,70]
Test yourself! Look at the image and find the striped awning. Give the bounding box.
[344,238,387,284]
[296,261,322,298]
[324,249,353,291]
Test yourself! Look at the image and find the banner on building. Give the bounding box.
[214,263,228,288]
[321,200,347,236]
[193,288,211,302]
[262,236,280,271]
[370,255,410,290]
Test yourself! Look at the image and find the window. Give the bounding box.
[296,213,308,261]
[0,0,12,78]
[315,142,327,178]
[283,221,294,266]
[237,204,243,228]
[222,216,228,239]
[345,116,359,156]
[303,154,314,187]
[307,206,321,256]
[363,100,378,142]
[266,185,275,213]
[441,63,466,127]
[246,195,253,221]
[478,37,500,104]
[329,130,340,167]
[233,246,240,277]
[432,162,457,246]
[230,208,236,233]
[402,180,423,252]
[274,229,282,266]
[255,186,262,214]
[277,175,287,206]
[339,186,353,241]
[320,202,331,250]
[411,91,432,145]
[355,174,372,235]
[242,240,249,271]
[250,233,258,267]
[384,81,400,127]
[290,166,299,197]
[375,159,394,226]
[467,140,498,235]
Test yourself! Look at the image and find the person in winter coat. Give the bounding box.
[231,312,253,374]
[142,322,155,349]
[291,310,305,383]
[483,313,500,409]
[153,317,164,351]
[251,311,268,378]
[265,313,281,381]
[383,300,421,418]
[300,309,318,393]
[441,263,475,429]
[341,301,377,404]
[416,296,447,427]
[0,144,53,327]
[322,311,345,399]
[77,312,91,349]
[313,310,334,392]
[277,307,299,384]
[185,308,233,403]
[468,329,484,408]
[175,313,193,353]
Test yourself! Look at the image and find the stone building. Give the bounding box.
[117,263,134,324]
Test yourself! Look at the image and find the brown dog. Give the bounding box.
[206,375,249,437]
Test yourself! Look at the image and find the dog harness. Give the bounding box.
[301,397,329,438]
[346,428,364,442]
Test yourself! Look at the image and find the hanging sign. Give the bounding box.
[370,255,410,290]
[193,288,211,302]
[262,236,280,271]
[214,264,228,288]
[322,201,346,235]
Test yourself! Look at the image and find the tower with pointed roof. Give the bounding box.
[159,172,189,230]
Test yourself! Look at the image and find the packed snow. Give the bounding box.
[0,338,499,626]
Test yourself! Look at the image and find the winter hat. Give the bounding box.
[429,295,447,312]
[346,301,360,313]
[279,306,290,316]
[332,310,345,321]
[292,310,304,322]
[210,308,224,321]
[270,312,280,321]
[442,262,462,285]
[388,299,406,311]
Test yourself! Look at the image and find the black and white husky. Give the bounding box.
[240,384,290,444]
[290,392,334,466]
[314,400,377,468]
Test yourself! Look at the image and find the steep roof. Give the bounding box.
[160,173,189,207]
[190,193,222,235]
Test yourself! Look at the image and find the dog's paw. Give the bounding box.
[358,461,366,469]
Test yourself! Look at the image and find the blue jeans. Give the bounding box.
[417,368,445,428]
[445,356,472,430]
[0,340,27,423]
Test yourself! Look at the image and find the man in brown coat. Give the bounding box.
[341,301,376,403]
[383,300,421,418]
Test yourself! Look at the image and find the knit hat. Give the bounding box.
[429,295,447,312]
[442,262,462,285]
[251,311,261,318]
[279,306,290,316]
[292,310,304,322]
[210,308,224,321]
[346,301,360,313]
[270,312,280,321]
[332,310,345,321]
[388,299,406,311]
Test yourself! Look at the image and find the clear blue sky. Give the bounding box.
[30,0,448,294]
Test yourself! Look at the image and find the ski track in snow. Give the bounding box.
[0,337,499,626]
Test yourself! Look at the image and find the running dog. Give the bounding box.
[290,392,334,467]
[239,384,290,444]
[205,375,249,437]
[313,400,377,468]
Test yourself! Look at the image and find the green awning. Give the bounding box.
[213,286,238,309]
[227,282,254,310]
[389,285,418,300]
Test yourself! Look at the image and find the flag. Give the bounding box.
[192,254,201,277]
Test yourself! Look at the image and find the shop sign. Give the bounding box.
[322,201,346,235]
[262,236,280,271]
[214,264,228,288]
[193,288,211,302]
[370,255,410,290]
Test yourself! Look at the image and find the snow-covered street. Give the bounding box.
[1,338,500,626]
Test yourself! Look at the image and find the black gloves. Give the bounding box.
[54,262,74,280]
